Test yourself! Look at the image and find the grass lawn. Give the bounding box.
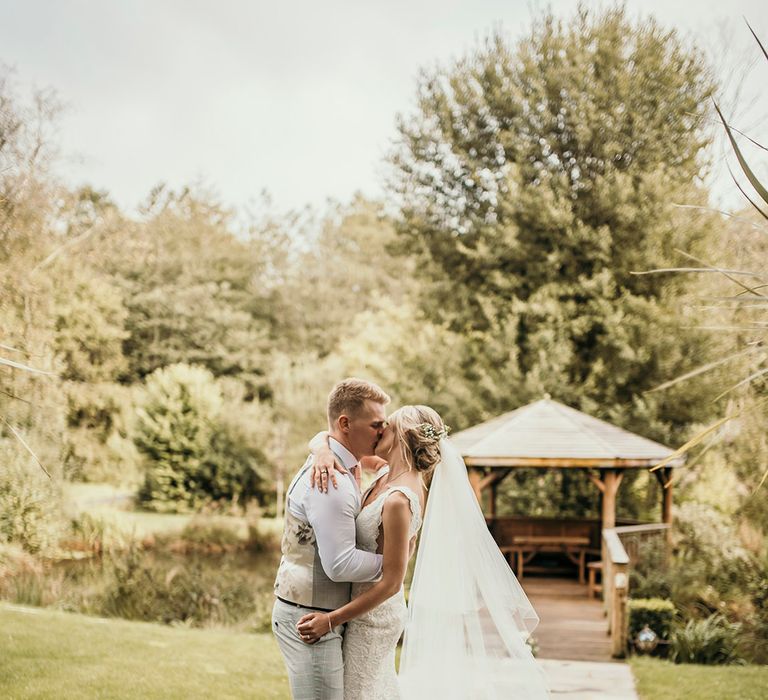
[63,481,285,542]
[629,656,768,700]
[0,603,290,700]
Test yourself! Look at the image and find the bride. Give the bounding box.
[297,405,550,699]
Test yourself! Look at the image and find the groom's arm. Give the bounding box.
[305,479,382,583]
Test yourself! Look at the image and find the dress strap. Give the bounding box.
[382,485,423,536]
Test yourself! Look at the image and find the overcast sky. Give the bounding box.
[1,1,766,215]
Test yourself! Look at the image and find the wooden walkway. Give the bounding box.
[522,576,617,663]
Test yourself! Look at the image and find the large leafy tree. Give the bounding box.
[275,196,419,356]
[391,5,722,444]
[101,188,278,391]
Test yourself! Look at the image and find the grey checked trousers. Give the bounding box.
[272,598,345,699]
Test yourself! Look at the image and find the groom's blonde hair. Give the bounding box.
[327,378,390,425]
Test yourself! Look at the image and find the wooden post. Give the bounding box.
[602,469,623,529]
[603,528,630,656]
[662,467,673,524]
[653,467,675,555]
[611,563,629,658]
[662,467,674,556]
[490,481,498,519]
[468,468,483,510]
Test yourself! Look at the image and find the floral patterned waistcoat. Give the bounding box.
[273,453,352,610]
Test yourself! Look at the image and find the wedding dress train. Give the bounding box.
[343,440,550,699]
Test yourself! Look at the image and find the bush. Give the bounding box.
[671,613,745,665]
[62,381,141,486]
[629,537,673,599]
[167,516,242,553]
[673,503,753,587]
[743,554,768,665]
[629,598,676,642]
[100,544,258,627]
[135,364,268,512]
[52,270,129,383]
[63,512,125,554]
[632,503,760,613]
[135,364,223,512]
[0,543,41,588]
[0,445,65,554]
[252,590,275,633]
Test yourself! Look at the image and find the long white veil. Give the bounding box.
[399,438,551,699]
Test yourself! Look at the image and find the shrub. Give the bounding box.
[637,503,762,612]
[2,568,58,607]
[671,613,745,665]
[0,444,65,554]
[135,364,223,512]
[135,364,268,512]
[629,598,676,642]
[100,544,257,627]
[245,504,280,554]
[52,271,129,383]
[0,543,41,587]
[629,537,672,599]
[197,421,266,505]
[743,554,768,664]
[169,516,242,552]
[252,590,274,633]
[62,381,141,486]
[64,512,124,554]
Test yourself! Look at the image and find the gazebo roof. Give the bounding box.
[451,398,682,468]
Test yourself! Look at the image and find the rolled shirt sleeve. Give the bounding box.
[304,477,383,583]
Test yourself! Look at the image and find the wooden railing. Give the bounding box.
[601,523,670,657]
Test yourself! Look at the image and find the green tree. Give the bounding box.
[53,267,129,383]
[276,196,418,355]
[136,363,268,512]
[391,5,722,442]
[0,68,67,480]
[103,188,277,391]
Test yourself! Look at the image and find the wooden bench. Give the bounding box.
[502,535,591,583]
[587,560,603,598]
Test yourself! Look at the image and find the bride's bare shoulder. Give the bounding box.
[381,491,413,528]
[383,481,423,517]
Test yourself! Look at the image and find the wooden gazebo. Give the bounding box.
[452,397,681,582]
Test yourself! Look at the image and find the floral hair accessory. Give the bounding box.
[418,423,450,441]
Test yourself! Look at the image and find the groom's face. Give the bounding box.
[346,400,388,459]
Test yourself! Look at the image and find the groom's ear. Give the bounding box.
[338,415,351,434]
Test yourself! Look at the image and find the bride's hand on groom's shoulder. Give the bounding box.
[310,451,347,493]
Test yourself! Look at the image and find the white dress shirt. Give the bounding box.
[286,437,383,583]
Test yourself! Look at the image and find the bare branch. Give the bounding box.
[1,417,51,479]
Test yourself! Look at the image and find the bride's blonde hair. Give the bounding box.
[388,405,447,475]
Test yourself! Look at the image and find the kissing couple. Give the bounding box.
[272,378,550,699]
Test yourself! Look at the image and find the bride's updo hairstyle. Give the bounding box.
[388,405,448,476]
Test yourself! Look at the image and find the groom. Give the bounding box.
[272,377,390,699]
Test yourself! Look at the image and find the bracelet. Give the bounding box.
[327,613,333,633]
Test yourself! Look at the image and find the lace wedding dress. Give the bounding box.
[342,480,422,700]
